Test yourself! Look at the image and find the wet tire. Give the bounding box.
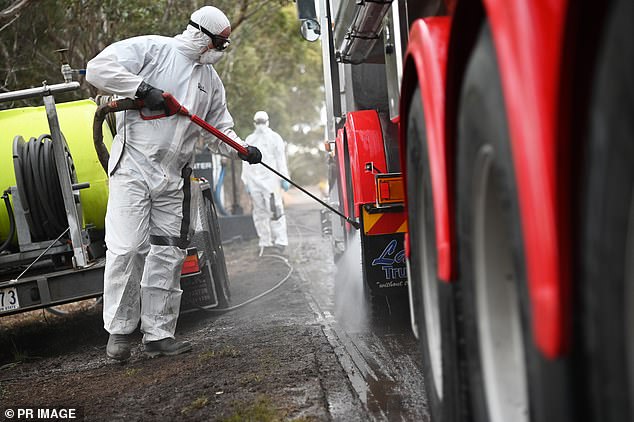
[455,23,572,422]
[202,189,230,308]
[329,159,345,263]
[577,0,634,420]
[405,85,463,422]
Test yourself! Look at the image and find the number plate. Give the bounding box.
[0,286,20,313]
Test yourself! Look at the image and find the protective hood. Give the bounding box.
[254,124,270,134]
[174,6,230,62]
[190,6,230,37]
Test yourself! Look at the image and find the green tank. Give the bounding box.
[0,99,112,244]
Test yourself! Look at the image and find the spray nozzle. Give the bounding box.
[55,48,86,83]
[347,218,360,230]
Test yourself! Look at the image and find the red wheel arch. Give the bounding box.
[404,1,572,358]
[483,0,571,359]
[400,17,453,282]
[343,110,388,217]
[441,0,571,358]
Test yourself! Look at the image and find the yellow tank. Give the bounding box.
[0,99,112,244]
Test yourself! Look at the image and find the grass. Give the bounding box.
[217,345,240,357]
[239,372,263,385]
[222,397,283,422]
[181,396,209,414]
[124,368,141,377]
[198,346,240,361]
[198,350,216,361]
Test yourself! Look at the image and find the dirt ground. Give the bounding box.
[0,200,366,421]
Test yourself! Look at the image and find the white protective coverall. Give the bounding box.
[86,7,246,343]
[241,122,289,249]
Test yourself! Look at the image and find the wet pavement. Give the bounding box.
[286,191,429,421]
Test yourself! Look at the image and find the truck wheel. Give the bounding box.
[329,159,345,263]
[456,23,572,422]
[577,0,634,420]
[202,189,230,308]
[405,86,463,421]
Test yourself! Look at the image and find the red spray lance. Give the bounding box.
[93,93,361,230]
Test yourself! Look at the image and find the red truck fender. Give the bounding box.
[403,1,572,358]
[400,17,453,282]
[482,0,571,358]
[343,110,389,217]
[440,0,572,358]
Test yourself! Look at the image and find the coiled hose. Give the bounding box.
[12,134,75,242]
[0,189,16,252]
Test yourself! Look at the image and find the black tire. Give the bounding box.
[342,130,356,243]
[456,23,572,422]
[328,156,345,263]
[202,189,230,308]
[406,85,463,422]
[577,0,634,420]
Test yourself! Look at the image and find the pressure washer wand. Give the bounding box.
[93,93,361,230]
[258,161,360,230]
[164,97,360,230]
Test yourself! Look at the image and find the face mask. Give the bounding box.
[199,49,224,64]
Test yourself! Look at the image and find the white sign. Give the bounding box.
[0,286,19,313]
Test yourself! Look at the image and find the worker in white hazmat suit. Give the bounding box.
[86,5,262,361]
[241,111,290,256]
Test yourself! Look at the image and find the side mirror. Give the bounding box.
[300,19,321,42]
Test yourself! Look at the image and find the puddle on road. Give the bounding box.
[366,377,405,418]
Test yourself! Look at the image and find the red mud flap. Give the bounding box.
[360,204,408,295]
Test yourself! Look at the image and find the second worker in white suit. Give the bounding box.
[242,111,290,255]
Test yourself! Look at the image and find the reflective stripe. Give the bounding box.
[149,235,188,248]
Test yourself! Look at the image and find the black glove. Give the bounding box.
[136,81,165,111]
[239,146,262,164]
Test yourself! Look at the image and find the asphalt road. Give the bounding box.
[285,189,429,421]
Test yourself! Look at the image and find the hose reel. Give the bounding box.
[11,133,77,242]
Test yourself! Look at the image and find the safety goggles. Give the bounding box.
[210,34,230,51]
[189,20,231,51]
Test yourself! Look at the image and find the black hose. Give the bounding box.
[93,97,141,173]
[93,95,118,138]
[0,189,16,252]
[14,136,70,241]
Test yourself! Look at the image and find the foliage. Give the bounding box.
[0,0,326,182]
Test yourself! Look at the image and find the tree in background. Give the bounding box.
[0,0,326,185]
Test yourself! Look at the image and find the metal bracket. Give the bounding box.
[42,94,88,268]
